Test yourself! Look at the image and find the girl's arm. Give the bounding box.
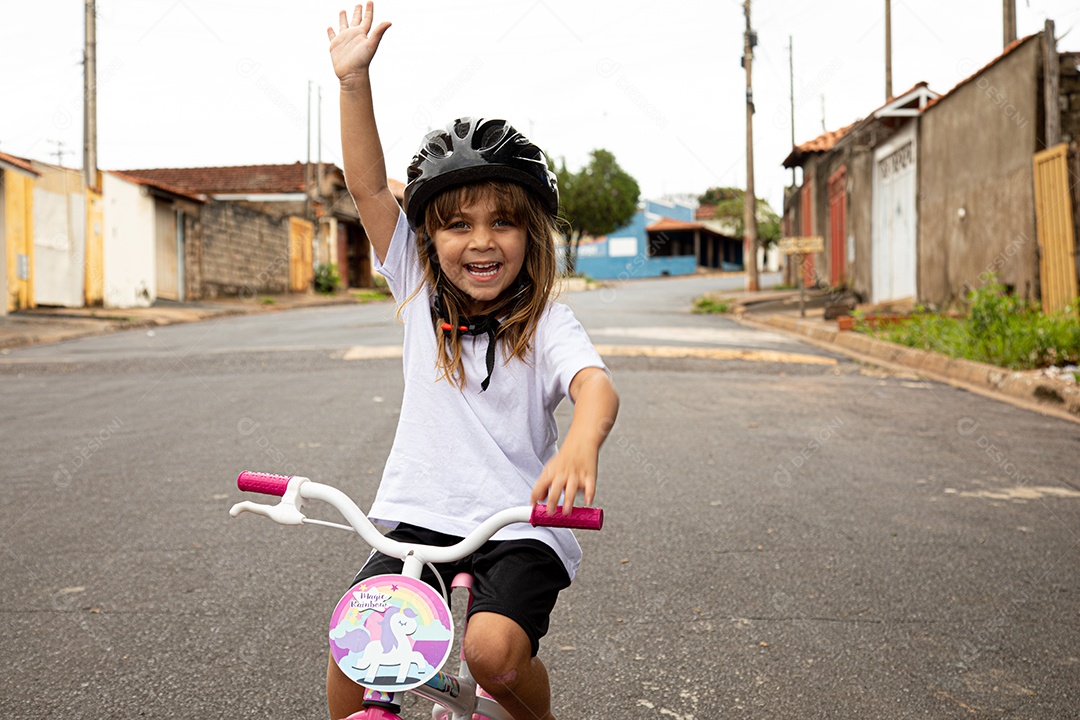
[328,2,398,263]
[532,367,620,516]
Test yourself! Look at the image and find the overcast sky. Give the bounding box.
[3,1,1078,213]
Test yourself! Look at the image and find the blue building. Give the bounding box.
[572,199,744,280]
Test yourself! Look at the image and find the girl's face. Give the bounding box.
[431,193,526,315]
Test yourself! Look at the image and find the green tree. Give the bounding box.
[554,149,640,274]
[698,186,782,248]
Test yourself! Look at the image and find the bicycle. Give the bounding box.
[230,471,604,720]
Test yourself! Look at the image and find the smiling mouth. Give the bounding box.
[465,262,502,279]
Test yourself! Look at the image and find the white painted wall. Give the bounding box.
[102,173,156,308]
[33,176,86,307]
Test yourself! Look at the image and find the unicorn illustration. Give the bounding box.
[354,606,429,683]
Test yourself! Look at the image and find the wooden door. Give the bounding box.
[155,204,179,300]
[1033,143,1079,313]
[289,216,314,292]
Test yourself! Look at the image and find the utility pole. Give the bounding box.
[1003,0,1017,46]
[1045,19,1060,147]
[316,84,323,200]
[884,0,893,100]
[305,80,313,221]
[788,35,796,188]
[742,0,759,292]
[84,0,97,189]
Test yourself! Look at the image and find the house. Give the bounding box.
[104,171,205,307]
[116,163,402,301]
[918,32,1078,310]
[695,202,783,273]
[1,151,40,315]
[782,83,939,302]
[781,27,1080,311]
[25,161,106,309]
[573,199,707,280]
[573,197,778,281]
[2,156,404,310]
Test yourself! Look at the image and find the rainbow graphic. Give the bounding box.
[351,577,446,629]
[329,573,454,692]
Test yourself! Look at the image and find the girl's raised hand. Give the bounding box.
[327,2,391,84]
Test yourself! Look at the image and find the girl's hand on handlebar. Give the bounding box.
[531,440,598,516]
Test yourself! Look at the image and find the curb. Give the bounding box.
[740,312,1080,425]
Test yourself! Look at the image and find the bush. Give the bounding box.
[861,277,1080,370]
[313,263,341,294]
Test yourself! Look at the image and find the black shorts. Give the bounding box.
[351,523,571,656]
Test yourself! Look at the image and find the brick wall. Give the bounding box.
[197,201,290,298]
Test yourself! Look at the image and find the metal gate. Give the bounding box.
[1032,143,1079,314]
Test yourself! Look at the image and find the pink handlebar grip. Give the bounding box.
[237,471,293,497]
[530,505,604,530]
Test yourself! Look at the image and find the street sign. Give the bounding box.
[778,236,825,254]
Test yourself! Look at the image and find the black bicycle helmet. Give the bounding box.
[403,117,559,230]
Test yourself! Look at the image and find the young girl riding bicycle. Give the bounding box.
[326,4,620,720]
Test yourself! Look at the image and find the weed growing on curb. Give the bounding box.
[693,296,731,314]
[857,277,1080,370]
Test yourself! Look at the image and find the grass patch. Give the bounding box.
[855,279,1080,370]
[693,296,732,314]
[260,297,276,305]
[350,289,391,303]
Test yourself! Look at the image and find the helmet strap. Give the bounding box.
[432,288,501,392]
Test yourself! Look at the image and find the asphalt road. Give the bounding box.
[2,275,1078,719]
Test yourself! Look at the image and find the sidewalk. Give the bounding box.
[721,288,1080,424]
[0,292,370,351]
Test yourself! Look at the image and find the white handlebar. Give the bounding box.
[230,476,534,566]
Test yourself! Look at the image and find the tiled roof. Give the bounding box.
[647,217,703,232]
[116,162,406,200]
[780,81,939,169]
[117,163,317,194]
[108,170,206,202]
[0,151,41,176]
[922,34,1037,113]
[647,217,739,239]
[782,123,857,168]
[695,204,716,221]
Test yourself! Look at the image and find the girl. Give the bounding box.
[327,5,619,720]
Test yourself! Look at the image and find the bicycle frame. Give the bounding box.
[230,471,602,720]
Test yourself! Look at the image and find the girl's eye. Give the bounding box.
[447,221,468,230]
[494,219,513,227]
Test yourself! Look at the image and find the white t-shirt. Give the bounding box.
[369,210,606,580]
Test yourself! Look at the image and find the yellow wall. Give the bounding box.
[5,172,34,311]
[85,187,104,305]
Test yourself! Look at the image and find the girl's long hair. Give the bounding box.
[398,181,561,389]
